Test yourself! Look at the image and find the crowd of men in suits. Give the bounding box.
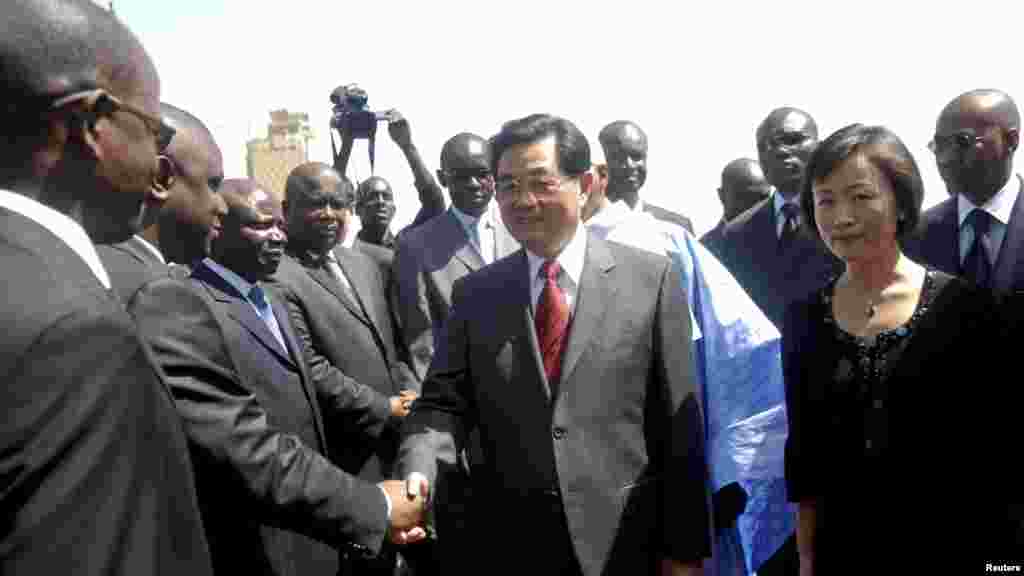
[4,2,1024,575]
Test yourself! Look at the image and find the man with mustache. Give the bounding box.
[599,120,694,234]
[99,102,227,302]
[129,178,427,576]
[904,89,1024,293]
[1,1,213,573]
[718,107,842,331]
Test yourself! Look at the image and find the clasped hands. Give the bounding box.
[377,473,431,545]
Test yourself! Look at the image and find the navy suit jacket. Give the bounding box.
[718,197,842,329]
[903,175,1024,294]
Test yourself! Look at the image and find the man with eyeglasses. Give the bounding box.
[392,132,520,383]
[0,1,213,574]
[397,114,710,575]
[98,102,227,303]
[718,107,842,331]
[904,89,1024,293]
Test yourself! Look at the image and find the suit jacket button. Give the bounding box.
[552,426,566,440]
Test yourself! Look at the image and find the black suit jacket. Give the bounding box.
[644,201,694,234]
[97,235,168,304]
[0,207,213,576]
[398,233,711,575]
[129,258,393,576]
[903,175,1024,293]
[274,247,416,480]
[718,197,842,329]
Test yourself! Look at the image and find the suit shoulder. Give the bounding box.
[919,197,955,227]
[396,212,449,250]
[724,197,771,234]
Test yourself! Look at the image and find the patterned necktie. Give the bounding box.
[535,260,570,387]
[248,284,288,351]
[779,203,800,248]
[963,209,994,289]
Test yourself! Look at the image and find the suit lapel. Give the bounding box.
[305,261,373,329]
[927,199,960,276]
[334,247,387,341]
[268,285,328,447]
[558,234,616,392]
[993,175,1024,291]
[509,251,553,400]
[193,262,296,367]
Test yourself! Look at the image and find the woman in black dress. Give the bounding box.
[784,123,1020,575]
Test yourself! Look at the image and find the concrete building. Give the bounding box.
[246,109,313,204]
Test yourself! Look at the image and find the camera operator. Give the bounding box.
[331,87,444,247]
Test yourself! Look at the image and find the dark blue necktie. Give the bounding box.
[962,209,993,289]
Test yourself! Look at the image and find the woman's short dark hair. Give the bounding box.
[490,113,590,177]
[800,123,924,242]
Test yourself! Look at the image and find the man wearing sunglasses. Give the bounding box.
[904,89,1024,293]
[99,103,227,303]
[392,132,520,383]
[0,1,212,575]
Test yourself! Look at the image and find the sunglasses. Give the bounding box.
[51,89,176,152]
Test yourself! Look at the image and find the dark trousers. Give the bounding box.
[755,535,797,576]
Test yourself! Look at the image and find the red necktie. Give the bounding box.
[535,260,570,385]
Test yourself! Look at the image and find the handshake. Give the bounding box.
[377,473,432,545]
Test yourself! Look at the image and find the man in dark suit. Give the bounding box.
[701,158,771,260]
[599,120,694,233]
[718,107,842,330]
[903,89,1024,293]
[397,114,710,576]
[129,178,427,576]
[393,132,520,381]
[275,162,420,574]
[352,176,398,288]
[0,2,213,574]
[99,102,227,302]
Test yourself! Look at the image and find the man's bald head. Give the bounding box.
[598,121,648,205]
[756,107,818,148]
[934,89,1020,203]
[440,133,491,172]
[939,89,1020,132]
[719,158,771,220]
[285,162,351,206]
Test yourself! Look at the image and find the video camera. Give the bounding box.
[329,84,392,140]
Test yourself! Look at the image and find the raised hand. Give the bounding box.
[386,110,412,150]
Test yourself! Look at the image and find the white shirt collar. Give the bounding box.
[526,221,587,294]
[133,234,166,264]
[630,197,646,213]
[957,175,1019,228]
[0,188,112,290]
[202,257,256,299]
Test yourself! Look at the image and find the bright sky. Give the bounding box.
[110,0,1023,235]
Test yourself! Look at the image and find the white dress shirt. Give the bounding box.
[451,205,496,265]
[525,222,587,317]
[957,176,1019,266]
[0,188,112,289]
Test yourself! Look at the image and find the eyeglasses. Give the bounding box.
[52,88,176,152]
[928,132,982,155]
[495,174,568,200]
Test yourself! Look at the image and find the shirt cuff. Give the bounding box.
[378,485,392,520]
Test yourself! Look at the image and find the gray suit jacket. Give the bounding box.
[273,247,416,480]
[397,233,711,575]
[97,235,168,304]
[391,208,519,380]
